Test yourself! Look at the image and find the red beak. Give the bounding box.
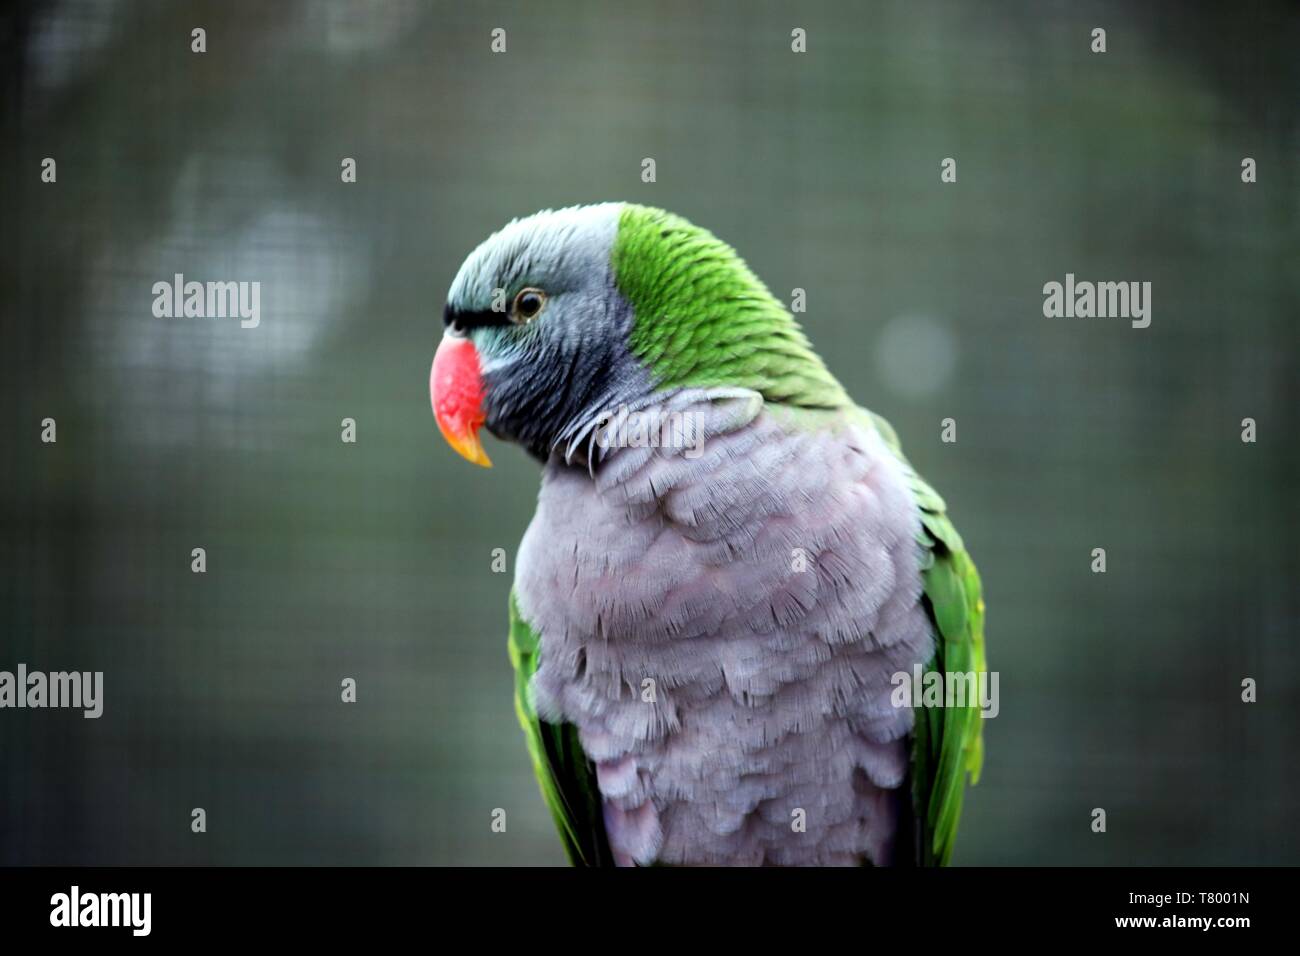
[430,333,492,467]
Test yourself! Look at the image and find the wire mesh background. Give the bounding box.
[2,0,1298,864]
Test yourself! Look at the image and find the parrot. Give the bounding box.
[430,203,986,866]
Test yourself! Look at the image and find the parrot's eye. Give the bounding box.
[511,288,547,324]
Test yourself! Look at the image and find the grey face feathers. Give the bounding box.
[444,203,653,462]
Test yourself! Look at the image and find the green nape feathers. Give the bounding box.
[613,205,851,409]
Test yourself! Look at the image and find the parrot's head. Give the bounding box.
[431,203,846,467]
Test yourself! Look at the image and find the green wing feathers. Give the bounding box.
[507,591,614,867]
[866,408,986,866]
[911,473,987,865]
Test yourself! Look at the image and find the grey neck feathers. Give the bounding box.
[550,387,766,480]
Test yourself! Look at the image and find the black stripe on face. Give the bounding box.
[443,303,512,333]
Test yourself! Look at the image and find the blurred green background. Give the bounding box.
[2,0,1297,865]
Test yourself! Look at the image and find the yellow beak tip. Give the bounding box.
[445,432,492,468]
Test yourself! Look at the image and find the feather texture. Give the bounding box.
[511,392,947,865]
